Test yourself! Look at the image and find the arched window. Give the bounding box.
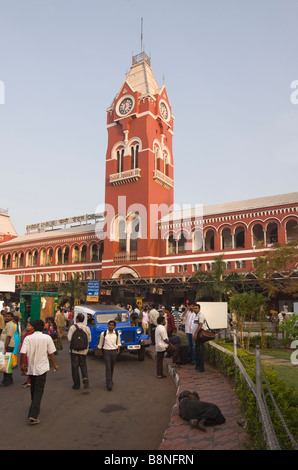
[131,144,139,169]
[167,234,176,255]
[63,246,69,264]
[266,222,278,245]
[193,230,203,252]
[205,230,215,251]
[26,251,32,267]
[5,254,11,269]
[40,249,47,266]
[47,248,53,265]
[56,248,62,264]
[12,253,18,268]
[32,250,38,267]
[130,217,140,252]
[80,245,87,262]
[221,228,232,250]
[19,252,24,268]
[252,223,264,247]
[286,219,298,243]
[117,148,124,173]
[118,219,127,252]
[235,226,245,248]
[178,233,187,253]
[91,243,99,262]
[72,246,80,263]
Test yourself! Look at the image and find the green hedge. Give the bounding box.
[205,341,298,450]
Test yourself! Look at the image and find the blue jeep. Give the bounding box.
[74,304,150,361]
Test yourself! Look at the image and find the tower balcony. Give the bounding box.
[110,168,141,185]
[114,251,137,262]
[153,170,174,189]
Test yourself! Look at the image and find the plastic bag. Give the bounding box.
[0,352,13,374]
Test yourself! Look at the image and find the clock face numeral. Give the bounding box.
[119,98,133,115]
[160,102,169,120]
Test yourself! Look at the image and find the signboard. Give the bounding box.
[86,281,100,302]
[198,302,228,329]
[0,274,15,292]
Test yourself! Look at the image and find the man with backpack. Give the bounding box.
[67,313,91,390]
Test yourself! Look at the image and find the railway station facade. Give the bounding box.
[1,52,297,305]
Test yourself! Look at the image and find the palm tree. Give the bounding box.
[192,255,244,302]
[58,273,86,306]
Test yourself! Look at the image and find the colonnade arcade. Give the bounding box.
[0,241,103,270]
[166,217,297,255]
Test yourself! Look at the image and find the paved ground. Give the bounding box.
[147,346,251,451]
[0,342,177,451]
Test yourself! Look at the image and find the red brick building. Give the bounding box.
[0,52,297,304]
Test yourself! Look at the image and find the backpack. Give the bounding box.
[70,325,88,351]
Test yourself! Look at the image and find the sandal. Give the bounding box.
[28,418,40,425]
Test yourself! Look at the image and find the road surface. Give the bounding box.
[0,339,177,450]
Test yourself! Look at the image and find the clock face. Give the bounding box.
[118,97,133,115]
[160,101,169,120]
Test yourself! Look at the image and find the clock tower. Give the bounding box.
[101,51,174,280]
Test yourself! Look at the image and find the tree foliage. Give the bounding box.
[229,291,268,348]
[192,255,244,302]
[253,239,298,298]
[58,273,86,305]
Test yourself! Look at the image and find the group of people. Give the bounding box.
[0,300,209,426]
[149,303,207,378]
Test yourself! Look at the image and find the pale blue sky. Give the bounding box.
[0,0,297,235]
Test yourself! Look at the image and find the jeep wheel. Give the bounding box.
[137,346,145,361]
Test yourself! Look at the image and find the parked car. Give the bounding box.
[74,304,150,361]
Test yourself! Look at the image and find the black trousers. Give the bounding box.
[195,340,205,372]
[70,353,88,388]
[103,349,118,389]
[156,351,165,376]
[28,372,47,419]
[150,325,156,345]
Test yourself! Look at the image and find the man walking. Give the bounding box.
[97,320,121,391]
[20,319,59,425]
[67,313,91,390]
[0,312,15,386]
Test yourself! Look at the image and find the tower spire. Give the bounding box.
[141,17,143,53]
[132,17,151,67]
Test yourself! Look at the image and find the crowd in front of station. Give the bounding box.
[0,298,208,425]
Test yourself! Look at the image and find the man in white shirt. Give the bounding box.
[20,319,58,425]
[155,316,180,378]
[148,304,159,345]
[97,320,121,391]
[183,304,196,364]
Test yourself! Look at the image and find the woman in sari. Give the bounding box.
[12,316,22,368]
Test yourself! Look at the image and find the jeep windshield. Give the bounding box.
[95,312,129,324]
